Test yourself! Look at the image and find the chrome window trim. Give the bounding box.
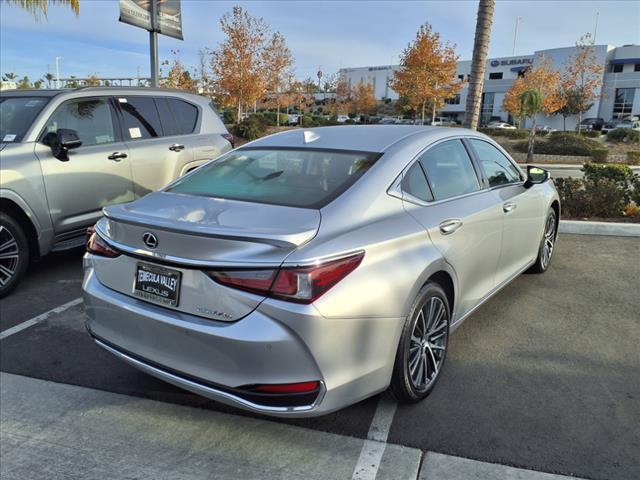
[387,134,528,207]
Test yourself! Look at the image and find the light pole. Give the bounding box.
[512,17,522,56]
[55,56,63,88]
[149,0,159,87]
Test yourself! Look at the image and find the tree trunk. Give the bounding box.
[432,101,436,124]
[237,100,242,125]
[463,0,495,130]
[563,115,566,132]
[421,101,426,125]
[276,100,280,127]
[527,116,537,163]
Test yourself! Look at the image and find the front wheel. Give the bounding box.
[390,282,450,403]
[0,212,29,298]
[529,208,557,274]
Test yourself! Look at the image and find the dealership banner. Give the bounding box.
[119,0,183,40]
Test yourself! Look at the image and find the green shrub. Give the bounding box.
[607,128,640,144]
[582,163,635,205]
[580,130,602,138]
[232,115,268,141]
[222,109,237,124]
[626,151,640,165]
[590,149,609,163]
[478,127,529,139]
[514,132,600,156]
[554,177,627,218]
[301,115,314,127]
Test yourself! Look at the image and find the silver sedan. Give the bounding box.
[82,125,560,417]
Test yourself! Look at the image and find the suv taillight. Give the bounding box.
[222,133,234,148]
[208,252,364,304]
[86,227,120,258]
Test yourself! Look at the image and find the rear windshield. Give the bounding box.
[0,96,50,143]
[168,147,380,209]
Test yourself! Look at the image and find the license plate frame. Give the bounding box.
[133,263,182,307]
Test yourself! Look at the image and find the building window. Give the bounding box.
[635,64,640,72]
[480,92,494,126]
[613,88,635,118]
[458,74,464,81]
[611,64,623,73]
[445,94,461,105]
[489,72,503,80]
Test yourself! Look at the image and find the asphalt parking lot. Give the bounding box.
[1,233,639,480]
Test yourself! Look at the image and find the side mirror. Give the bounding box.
[524,166,549,188]
[44,128,82,161]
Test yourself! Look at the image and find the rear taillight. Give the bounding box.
[208,251,364,304]
[253,381,320,394]
[86,228,120,258]
[221,133,234,148]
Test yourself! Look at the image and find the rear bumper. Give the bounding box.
[82,263,403,417]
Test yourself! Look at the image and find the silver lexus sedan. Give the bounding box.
[82,125,560,417]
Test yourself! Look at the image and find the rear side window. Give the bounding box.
[419,140,480,201]
[469,139,522,187]
[154,97,179,136]
[168,148,380,209]
[401,162,433,202]
[118,97,162,140]
[42,97,116,146]
[168,98,198,134]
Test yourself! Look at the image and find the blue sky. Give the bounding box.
[1,0,639,83]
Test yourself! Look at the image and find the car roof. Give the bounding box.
[0,89,62,98]
[243,125,465,153]
[0,86,202,98]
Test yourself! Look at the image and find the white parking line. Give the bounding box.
[351,395,398,480]
[0,297,83,340]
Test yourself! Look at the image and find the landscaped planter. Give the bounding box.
[510,152,629,164]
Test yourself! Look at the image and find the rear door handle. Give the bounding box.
[107,152,127,161]
[439,219,463,235]
[503,202,517,213]
[169,143,185,152]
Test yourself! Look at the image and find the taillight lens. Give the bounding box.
[208,252,364,304]
[221,133,234,148]
[86,228,120,258]
[253,381,320,393]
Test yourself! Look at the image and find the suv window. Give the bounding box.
[154,97,179,136]
[401,162,433,202]
[419,140,480,200]
[168,98,198,134]
[470,139,522,187]
[43,97,116,146]
[118,96,162,140]
[1,96,50,143]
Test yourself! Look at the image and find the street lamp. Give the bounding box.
[55,57,63,88]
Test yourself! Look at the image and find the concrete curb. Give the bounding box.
[559,220,640,237]
[515,163,640,171]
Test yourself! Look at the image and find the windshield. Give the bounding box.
[0,96,50,143]
[168,147,380,209]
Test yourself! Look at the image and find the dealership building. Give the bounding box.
[338,44,640,130]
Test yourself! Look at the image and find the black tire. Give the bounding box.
[528,208,557,274]
[0,212,29,298]
[390,282,450,403]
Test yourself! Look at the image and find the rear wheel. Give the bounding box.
[529,208,557,274]
[0,212,29,298]
[390,282,450,403]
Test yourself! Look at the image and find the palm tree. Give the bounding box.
[463,0,495,130]
[44,72,55,88]
[520,89,543,163]
[3,73,17,81]
[5,0,79,21]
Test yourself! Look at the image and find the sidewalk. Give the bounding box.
[0,373,587,480]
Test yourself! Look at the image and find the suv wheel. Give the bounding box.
[390,282,450,403]
[0,212,29,298]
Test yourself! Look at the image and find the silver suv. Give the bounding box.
[0,87,233,296]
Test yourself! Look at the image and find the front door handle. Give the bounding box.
[107,152,128,161]
[439,219,463,235]
[169,143,185,152]
[503,202,517,213]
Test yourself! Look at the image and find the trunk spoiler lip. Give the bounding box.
[101,208,316,250]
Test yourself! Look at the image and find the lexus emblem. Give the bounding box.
[142,232,158,249]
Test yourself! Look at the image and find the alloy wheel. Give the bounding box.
[541,213,556,270]
[408,296,448,391]
[0,225,19,288]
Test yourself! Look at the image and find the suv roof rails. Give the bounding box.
[72,86,198,95]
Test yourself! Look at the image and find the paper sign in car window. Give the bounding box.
[118,98,128,103]
[129,127,142,139]
[3,134,17,142]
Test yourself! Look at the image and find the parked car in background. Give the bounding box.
[336,115,350,123]
[83,125,559,417]
[287,114,300,125]
[487,121,516,129]
[0,87,233,297]
[602,118,640,134]
[535,125,557,135]
[576,117,605,132]
[429,117,457,127]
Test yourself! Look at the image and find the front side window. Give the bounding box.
[168,148,380,209]
[470,139,522,187]
[43,97,115,147]
[419,140,480,201]
[0,96,50,143]
[119,96,162,140]
[401,162,433,202]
